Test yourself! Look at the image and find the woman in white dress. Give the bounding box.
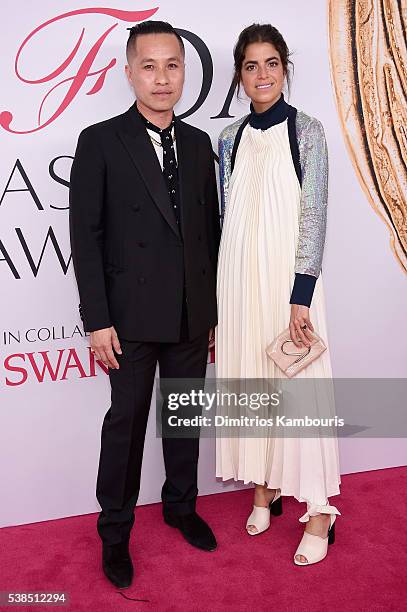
[216,24,341,565]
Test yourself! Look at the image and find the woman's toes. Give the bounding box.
[247,525,258,534]
[295,554,308,564]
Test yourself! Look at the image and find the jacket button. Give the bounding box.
[134,204,141,212]
[138,241,147,248]
[138,277,146,284]
[199,197,205,206]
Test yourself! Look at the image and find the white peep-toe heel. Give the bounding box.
[246,489,283,536]
[294,503,341,565]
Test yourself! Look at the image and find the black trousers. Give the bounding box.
[95,318,209,546]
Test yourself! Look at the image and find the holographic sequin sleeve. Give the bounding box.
[218,132,229,223]
[218,117,247,224]
[295,113,329,278]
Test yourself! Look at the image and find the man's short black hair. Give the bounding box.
[126,20,185,59]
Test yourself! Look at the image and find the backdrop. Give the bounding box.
[1,0,406,528]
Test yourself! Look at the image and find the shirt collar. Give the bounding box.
[249,93,289,129]
[136,105,175,135]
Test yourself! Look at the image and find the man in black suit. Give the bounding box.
[69,21,220,588]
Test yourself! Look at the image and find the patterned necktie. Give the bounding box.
[138,111,180,228]
[137,108,188,340]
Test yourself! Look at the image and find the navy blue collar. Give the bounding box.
[249,93,289,129]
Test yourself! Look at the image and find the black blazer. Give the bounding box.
[69,103,220,342]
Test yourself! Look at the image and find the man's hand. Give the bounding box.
[289,305,314,349]
[208,327,215,349]
[90,326,122,369]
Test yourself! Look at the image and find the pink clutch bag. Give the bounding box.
[266,328,327,378]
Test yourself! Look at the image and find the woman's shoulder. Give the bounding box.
[219,115,249,147]
[295,110,325,140]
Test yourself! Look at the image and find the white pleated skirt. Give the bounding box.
[215,121,341,505]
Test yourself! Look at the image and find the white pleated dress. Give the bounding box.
[215,120,341,506]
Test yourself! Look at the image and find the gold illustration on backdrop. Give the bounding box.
[328,0,407,272]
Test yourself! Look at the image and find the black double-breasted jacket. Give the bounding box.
[69,103,220,342]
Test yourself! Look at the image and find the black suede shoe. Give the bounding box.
[102,541,134,588]
[163,511,217,551]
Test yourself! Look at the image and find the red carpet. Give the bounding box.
[1,466,406,611]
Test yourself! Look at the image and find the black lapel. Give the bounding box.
[287,106,302,186]
[174,117,197,236]
[117,103,180,239]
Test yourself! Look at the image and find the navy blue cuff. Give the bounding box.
[289,273,317,307]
